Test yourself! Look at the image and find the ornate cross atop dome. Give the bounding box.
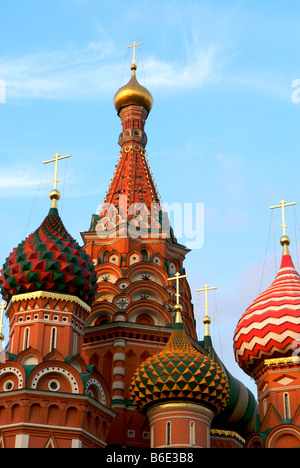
[43,153,71,208]
[167,272,188,306]
[43,153,71,191]
[269,199,297,242]
[196,284,218,337]
[125,40,144,65]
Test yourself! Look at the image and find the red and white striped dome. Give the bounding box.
[234,237,300,376]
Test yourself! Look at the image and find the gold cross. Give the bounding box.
[196,284,217,337]
[43,153,71,190]
[269,199,297,236]
[167,272,188,305]
[196,284,217,317]
[0,302,6,340]
[125,41,144,65]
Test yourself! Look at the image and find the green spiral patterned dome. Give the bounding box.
[130,314,230,414]
[0,207,97,304]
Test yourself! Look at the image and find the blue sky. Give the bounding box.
[1,0,300,395]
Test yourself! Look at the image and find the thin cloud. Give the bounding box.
[227,73,292,102]
[1,41,117,100]
[145,45,221,90]
[0,41,224,101]
[0,167,44,197]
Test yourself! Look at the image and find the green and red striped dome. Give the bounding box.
[234,240,300,376]
[0,207,96,304]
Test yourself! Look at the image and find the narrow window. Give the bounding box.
[150,425,154,449]
[166,421,171,446]
[263,398,267,416]
[73,333,78,355]
[190,421,195,446]
[50,327,57,352]
[23,327,30,350]
[283,392,291,419]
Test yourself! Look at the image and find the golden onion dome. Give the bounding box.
[114,64,153,114]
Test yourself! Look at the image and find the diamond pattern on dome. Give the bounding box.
[130,327,230,413]
[0,208,97,304]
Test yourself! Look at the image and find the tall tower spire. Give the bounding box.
[96,46,162,231]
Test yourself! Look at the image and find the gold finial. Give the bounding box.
[0,302,6,342]
[43,153,71,208]
[125,41,144,66]
[167,272,188,324]
[196,284,218,337]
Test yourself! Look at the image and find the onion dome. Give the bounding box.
[114,64,153,114]
[0,191,97,305]
[234,236,300,376]
[202,333,257,435]
[130,304,230,414]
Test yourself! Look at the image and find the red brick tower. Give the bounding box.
[234,201,300,448]
[130,303,230,448]
[81,58,197,447]
[0,184,116,448]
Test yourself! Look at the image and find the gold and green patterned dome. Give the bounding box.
[130,305,230,414]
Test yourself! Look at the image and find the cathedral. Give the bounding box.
[0,46,299,449]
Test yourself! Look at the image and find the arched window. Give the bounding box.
[283,392,291,419]
[141,249,148,262]
[103,250,109,263]
[166,421,171,446]
[23,327,30,350]
[73,333,78,355]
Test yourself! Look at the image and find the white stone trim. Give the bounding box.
[112,381,125,390]
[113,367,125,376]
[15,434,29,448]
[113,352,125,362]
[72,439,83,448]
[85,378,106,405]
[0,367,23,389]
[113,339,127,348]
[31,367,79,393]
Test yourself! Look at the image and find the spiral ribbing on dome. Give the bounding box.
[0,207,97,305]
[234,240,300,376]
[130,310,230,414]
